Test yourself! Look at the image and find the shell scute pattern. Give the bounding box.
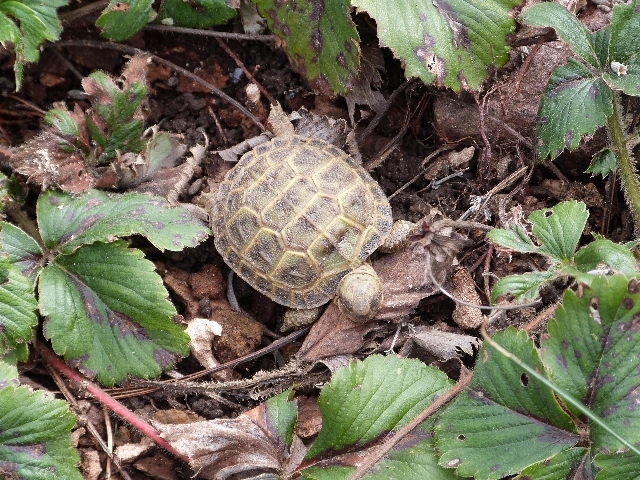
[213,135,392,309]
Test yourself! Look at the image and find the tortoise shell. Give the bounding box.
[212,135,392,309]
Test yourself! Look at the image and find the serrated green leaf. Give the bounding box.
[486,225,539,254]
[529,200,588,261]
[520,3,600,68]
[0,385,82,480]
[265,389,297,450]
[535,59,613,160]
[44,108,79,138]
[516,447,587,480]
[96,0,155,41]
[574,238,636,276]
[594,451,640,479]
[435,327,578,479]
[364,419,460,480]
[0,360,19,388]
[158,0,236,28]
[352,0,520,92]
[0,262,37,356]
[542,276,640,450]
[608,0,640,72]
[587,149,617,177]
[37,189,210,254]
[0,222,43,282]
[603,71,640,96]
[252,0,359,95]
[39,241,189,386]
[0,0,69,90]
[491,271,556,303]
[306,355,452,460]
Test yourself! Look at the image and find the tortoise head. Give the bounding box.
[335,264,382,323]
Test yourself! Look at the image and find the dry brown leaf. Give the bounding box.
[411,327,480,361]
[156,401,290,479]
[450,268,484,330]
[296,303,374,362]
[374,208,470,322]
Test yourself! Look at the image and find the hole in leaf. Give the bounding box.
[520,372,529,386]
[544,211,552,217]
[457,434,466,441]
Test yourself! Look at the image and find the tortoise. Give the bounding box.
[211,116,412,323]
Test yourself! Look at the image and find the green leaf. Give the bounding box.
[0,262,37,356]
[594,451,640,479]
[39,241,189,386]
[0,385,82,480]
[490,270,556,303]
[0,0,69,90]
[517,447,588,480]
[302,466,354,479]
[520,3,600,68]
[573,238,636,276]
[265,389,297,450]
[0,222,43,282]
[158,0,236,28]
[252,0,359,95]
[36,189,210,254]
[535,59,613,160]
[435,327,578,479]
[542,276,640,451]
[529,200,588,261]
[486,224,539,254]
[0,360,19,388]
[587,149,617,178]
[306,355,452,460]
[608,0,640,73]
[96,0,155,41]
[44,108,79,138]
[352,0,521,92]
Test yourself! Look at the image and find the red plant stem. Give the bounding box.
[39,346,189,463]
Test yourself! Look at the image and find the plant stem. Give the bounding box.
[608,92,640,233]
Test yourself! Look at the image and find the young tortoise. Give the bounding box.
[211,123,412,323]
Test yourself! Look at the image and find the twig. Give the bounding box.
[59,0,110,24]
[215,37,277,105]
[53,41,266,132]
[37,344,189,463]
[144,24,275,42]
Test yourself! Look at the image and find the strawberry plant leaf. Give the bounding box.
[265,389,297,450]
[517,447,588,480]
[351,0,521,92]
[0,262,37,356]
[519,3,600,68]
[587,149,617,178]
[486,224,539,254]
[542,275,640,451]
[528,200,588,261]
[0,360,18,387]
[0,0,68,90]
[0,384,81,480]
[490,271,556,303]
[534,59,613,160]
[37,189,210,254]
[251,0,359,96]
[435,327,578,479]
[573,238,636,277]
[158,0,236,28]
[96,0,155,41]
[594,451,640,479]
[0,222,43,282]
[606,0,640,97]
[305,354,452,460]
[39,240,189,386]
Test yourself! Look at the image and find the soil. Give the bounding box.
[0,2,636,479]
